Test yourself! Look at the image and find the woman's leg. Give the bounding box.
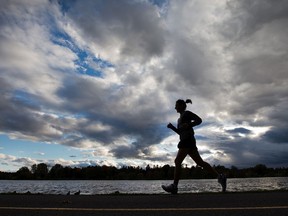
[173,148,189,186]
[188,149,218,177]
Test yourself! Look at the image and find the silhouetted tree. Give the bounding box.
[0,163,288,180]
[253,164,268,177]
[49,164,64,179]
[16,167,32,179]
[162,164,170,179]
[32,163,48,179]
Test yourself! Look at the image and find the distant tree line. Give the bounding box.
[0,163,287,180]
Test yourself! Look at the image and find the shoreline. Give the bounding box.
[1,189,287,196]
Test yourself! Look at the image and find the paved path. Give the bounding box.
[0,191,287,215]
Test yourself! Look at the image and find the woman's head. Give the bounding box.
[175,99,192,113]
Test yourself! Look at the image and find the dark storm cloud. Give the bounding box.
[225,0,288,39]
[224,0,288,86]
[57,76,108,112]
[226,127,251,135]
[210,137,286,168]
[110,145,138,159]
[63,0,166,62]
[172,39,214,86]
[56,74,168,151]
[262,128,288,144]
[0,79,43,137]
[110,143,171,162]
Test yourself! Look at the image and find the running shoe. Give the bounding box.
[162,183,178,194]
[218,174,227,192]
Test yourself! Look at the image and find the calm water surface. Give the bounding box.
[0,177,287,195]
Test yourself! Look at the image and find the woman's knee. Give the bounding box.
[174,158,182,167]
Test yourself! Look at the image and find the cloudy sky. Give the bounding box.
[1,0,288,172]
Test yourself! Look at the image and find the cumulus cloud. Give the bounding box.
[0,153,38,170]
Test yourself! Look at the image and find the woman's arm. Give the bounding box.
[167,123,179,134]
[189,113,202,127]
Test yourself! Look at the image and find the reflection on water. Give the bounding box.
[0,177,287,195]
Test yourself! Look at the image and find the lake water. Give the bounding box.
[0,177,287,195]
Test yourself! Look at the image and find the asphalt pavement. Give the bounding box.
[0,191,287,216]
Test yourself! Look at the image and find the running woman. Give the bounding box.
[162,99,227,194]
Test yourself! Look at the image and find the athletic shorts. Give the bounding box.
[177,136,197,150]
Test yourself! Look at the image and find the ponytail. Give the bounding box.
[176,98,192,110]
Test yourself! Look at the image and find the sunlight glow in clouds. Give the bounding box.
[0,0,288,171]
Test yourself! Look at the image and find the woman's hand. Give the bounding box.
[167,123,173,129]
